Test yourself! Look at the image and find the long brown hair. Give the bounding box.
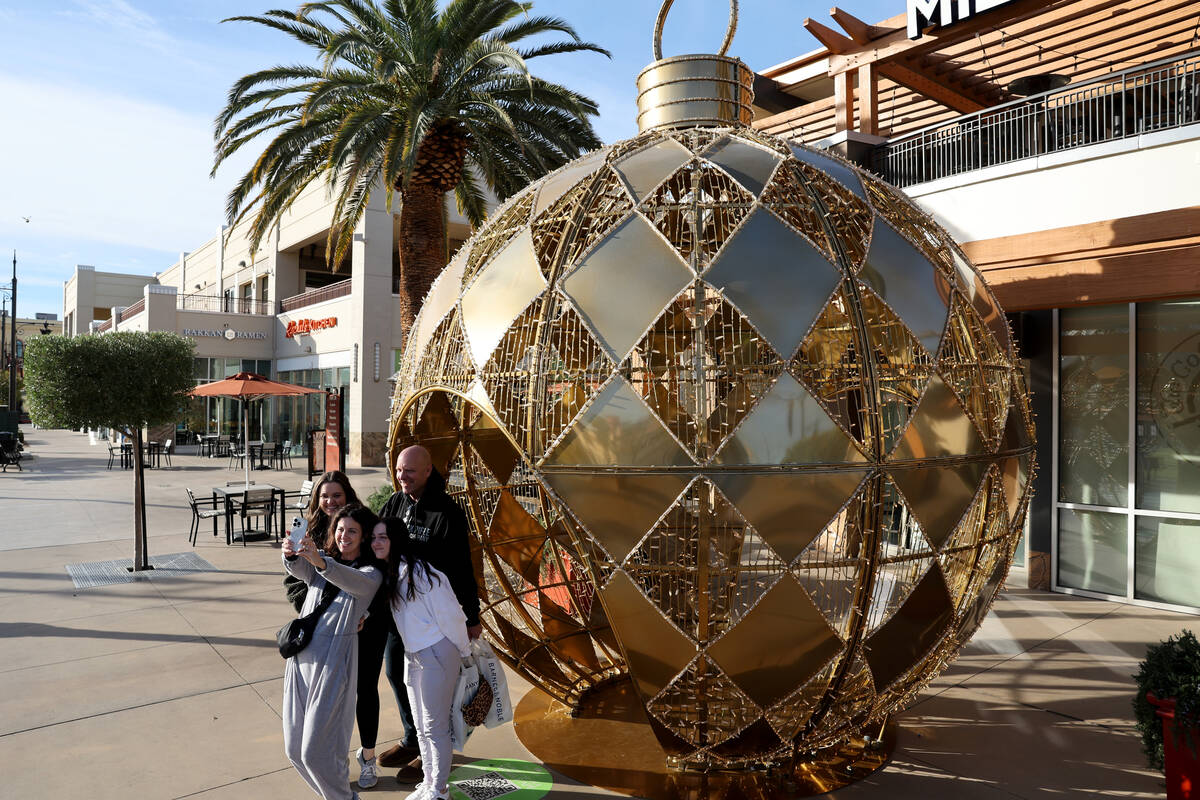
[305,470,361,549]
[326,504,379,563]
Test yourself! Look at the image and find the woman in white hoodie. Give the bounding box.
[373,517,470,800]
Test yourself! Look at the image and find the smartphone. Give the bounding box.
[288,516,308,549]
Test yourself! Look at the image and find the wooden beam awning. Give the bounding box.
[759,0,1200,142]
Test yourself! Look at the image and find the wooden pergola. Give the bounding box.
[755,0,1200,143]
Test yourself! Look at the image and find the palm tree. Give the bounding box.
[213,0,608,335]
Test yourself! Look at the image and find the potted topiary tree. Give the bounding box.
[1134,629,1200,800]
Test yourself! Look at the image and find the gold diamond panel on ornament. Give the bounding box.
[859,220,952,357]
[704,207,843,360]
[532,149,610,217]
[791,284,935,458]
[713,372,867,467]
[890,374,986,461]
[714,470,867,566]
[889,461,989,551]
[789,144,867,200]
[937,294,1013,449]
[864,566,955,693]
[793,161,873,269]
[479,301,540,443]
[622,477,789,642]
[561,214,693,362]
[407,249,469,367]
[531,167,634,278]
[462,190,535,285]
[460,228,547,368]
[862,179,964,287]
[864,476,937,633]
[701,135,783,195]
[623,291,784,461]
[600,570,698,702]
[535,300,616,458]
[541,471,690,563]
[648,656,762,748]
[760,162,835,262]
[612,137,693,201]
[542,376,692,468]
[792,485,871,638]
[639,161,756,270]
[707,573,844,709]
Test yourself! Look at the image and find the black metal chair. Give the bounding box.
[185,488,222,545]
[277,440,294,469]
[0,433,21,472]
[106,444,120,470]
[284,479,314,518]
[228,443,246,471]
[238,488,277,545]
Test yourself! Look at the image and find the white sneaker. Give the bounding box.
[407,785,431,800]
[356,748,378,789]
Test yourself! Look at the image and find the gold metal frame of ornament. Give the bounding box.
[652,0,739,60]
[387,0,1036,782]
[388,385,632,707]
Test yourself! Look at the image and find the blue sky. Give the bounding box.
[0,0,898,317]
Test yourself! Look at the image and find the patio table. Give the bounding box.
[212,483,286,544]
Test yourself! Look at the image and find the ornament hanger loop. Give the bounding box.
[653,0,738,61]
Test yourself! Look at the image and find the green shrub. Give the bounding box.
[1133,629,1200,771]
[366,483,395,515]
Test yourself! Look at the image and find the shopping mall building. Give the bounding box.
[63,186,477,468]
[64,0,1199,613]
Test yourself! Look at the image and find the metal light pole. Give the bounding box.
[8,251,17,416]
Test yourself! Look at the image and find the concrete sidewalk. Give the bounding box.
[0,428,1187,799]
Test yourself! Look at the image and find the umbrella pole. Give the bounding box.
[244,398,251,489]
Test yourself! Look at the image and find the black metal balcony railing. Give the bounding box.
[178,294,273,315]
[280,279,352,312]
[873,52,1200,188]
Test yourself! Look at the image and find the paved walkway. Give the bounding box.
[0,428,1188,799]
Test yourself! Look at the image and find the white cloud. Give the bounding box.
[66,0,176,55]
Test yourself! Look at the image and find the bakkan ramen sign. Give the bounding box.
[285,316,338,338]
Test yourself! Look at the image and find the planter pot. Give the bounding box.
[1148,693,1199,800]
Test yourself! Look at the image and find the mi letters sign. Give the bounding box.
[907,0,1015,39]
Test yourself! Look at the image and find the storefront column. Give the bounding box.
[1018,309,1055,590]
[347,197,394,467]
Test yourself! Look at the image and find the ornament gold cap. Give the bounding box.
[635,0,754,132]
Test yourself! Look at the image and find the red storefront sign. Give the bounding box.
[285,316,338,338]
[324,391,342,471]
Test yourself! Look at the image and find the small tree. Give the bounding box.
[0,368,22,408]
[24,332,196,570]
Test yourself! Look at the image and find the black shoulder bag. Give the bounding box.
[276,574,341,658]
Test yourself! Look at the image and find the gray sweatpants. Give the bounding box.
[405,637,460,796]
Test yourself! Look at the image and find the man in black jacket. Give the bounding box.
[376,444,481,777]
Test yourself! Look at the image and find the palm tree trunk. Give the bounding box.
[396,186,448,345]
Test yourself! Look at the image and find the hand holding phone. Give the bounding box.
[288,517,308,549]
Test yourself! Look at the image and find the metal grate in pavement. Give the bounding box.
[65,551,219,589]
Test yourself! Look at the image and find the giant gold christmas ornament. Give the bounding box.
[389,0,1035,774]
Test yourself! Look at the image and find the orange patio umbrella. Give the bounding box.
[190,372,325,487]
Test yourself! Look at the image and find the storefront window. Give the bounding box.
[1136,517,1200,607]
[1059,305,1128,508]
[1136,300,1200,514]
[1057,508,1126,596]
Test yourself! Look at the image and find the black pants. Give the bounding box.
[358,616,416,749]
